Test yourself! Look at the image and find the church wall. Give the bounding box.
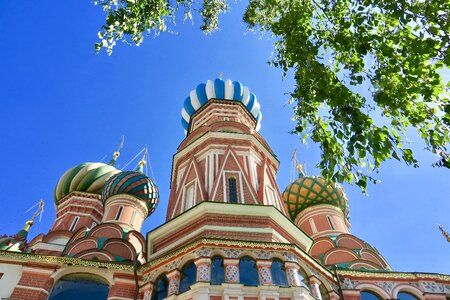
[0,263,22,299]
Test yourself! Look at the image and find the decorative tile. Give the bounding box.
[376,281,393,293]
[258,265,273,285]
[225,264,239,283]
[420,281,439,293]
[196,247,212,257]
[197,264,210,281]
[286,267,300,286]
[225,249,242,258]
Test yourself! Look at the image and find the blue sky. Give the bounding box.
[0,1,449,274]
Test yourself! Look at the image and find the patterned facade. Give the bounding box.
[0,78,449,300]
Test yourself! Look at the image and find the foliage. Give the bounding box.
[96,0,450,191]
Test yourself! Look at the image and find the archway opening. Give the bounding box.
[48,274,109,300]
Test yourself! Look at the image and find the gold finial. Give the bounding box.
[115,135,125,158]
[109,136,125,165]
[219,72,223,80]
[24,199,44,232]
[138,145,148,172]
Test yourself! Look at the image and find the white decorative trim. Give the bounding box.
[15,285,49,295]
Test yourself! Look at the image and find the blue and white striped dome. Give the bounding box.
[181,78,262,133]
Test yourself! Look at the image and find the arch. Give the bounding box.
[310,238,335,257]
[48,273,109,300]
[76,250,115,261]
[238,250,258,260]
[51,266,114,286]
[335,234,366,250]
[152,273,169,300]
[179,261,197,293]
[211,256,225,285]
[323,248,359,265]
[271,259,288,286]
[64,237,98,256]
[89,223,124,239]
[102,239,136,261]
[360,290,383,300]
[355,283,391,300]
[348,260,383,270]
[239,256,259,286]
[359,249,388,268]
[297,267,310,290]
[318,281,330,300]
[393,285,423,300]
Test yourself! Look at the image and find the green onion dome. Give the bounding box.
[282,174,349,221]
[54,162,120,204]
[102,171,159,217]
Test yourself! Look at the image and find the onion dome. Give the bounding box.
[54,161,120,203]
[102,171,159,216]
[282,174,349,220]
[181,78,263,133]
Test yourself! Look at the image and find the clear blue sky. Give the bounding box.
[0,1,449,274]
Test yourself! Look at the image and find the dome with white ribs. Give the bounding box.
[54,162,120,204]
[181,78,262,133]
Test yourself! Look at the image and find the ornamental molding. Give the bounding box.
[338,269,450,281]
[0,250,134,272]
[141,237,335,282]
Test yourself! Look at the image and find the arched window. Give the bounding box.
[152,274,168,300]
[69,216,80,232]
[115,206,124,220]
[360,291,382,300]
[48,274,109,300]
[211,256,225,285]
[179,261,197,293]
[228,178,238,204]
[398,292,420,300]
[239,256,259,286]
[271,259,288,286]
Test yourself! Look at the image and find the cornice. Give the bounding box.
[337,269,450,281]
[0,250,134,272]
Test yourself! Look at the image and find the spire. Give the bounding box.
[438,224,450,242]
[136,146,147,173]
[109,135,125,166]
[0,199,44,252]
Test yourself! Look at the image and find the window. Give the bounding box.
[48,274,109,300]
[398,292,419,300]
[326,215,336,230]
[239,256,259,286]
[228,178,238,204]
[185,184,195,210]
[115,206,124,220]
[130,211,137,225]
[360,291,382,300]
[211,256,225,285]
[179,261,197,293]
[271,259,288,286]
[309,218,317,234]
[69,216,79,232]
[152,274,168,300]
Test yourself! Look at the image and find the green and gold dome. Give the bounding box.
[282,174,349,221]
[102,164,159,217]
[54,154,121,203]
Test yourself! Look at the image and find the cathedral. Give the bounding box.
[0,78,448,300]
